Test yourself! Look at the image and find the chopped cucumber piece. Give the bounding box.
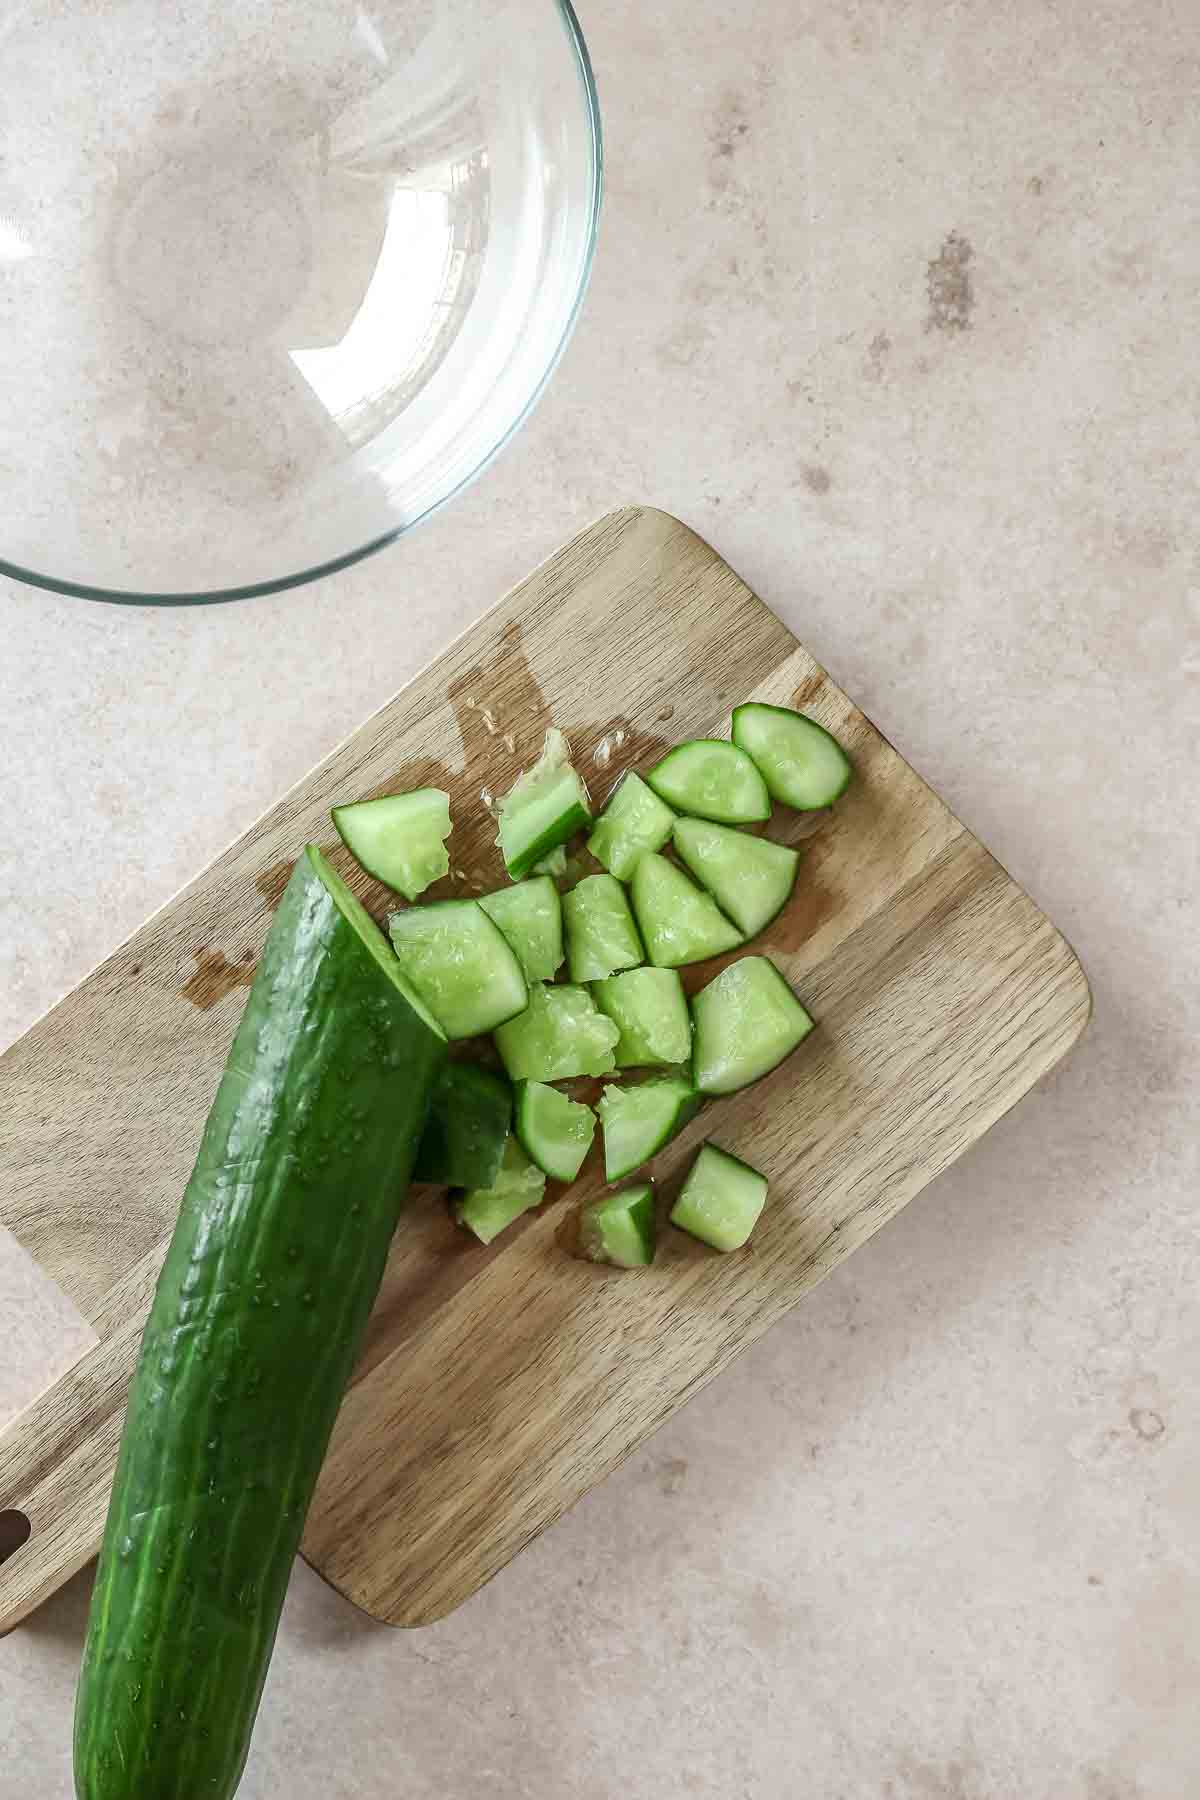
[514,1080,596,1182]
[563,874,644,983]
[592,968,692,1068]
[586,773,676,881]
[630,853,742,967]
[415,1063,512,1188]
[580,1183,656,1268]
[496,729,591,879]
[647,739,770,825]
[597,1076,701,1182]
[671,1143,767,1251]
[732,703,852,810]
[478,877,564,983]
[673,819,799,939]
[530,845,568,877]
[494,983,620,1081]
[691,955,814,1095]
[331,788,451,900]
[388,899,527,1039]
[455,1135,546,1244]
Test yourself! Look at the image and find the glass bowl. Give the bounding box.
[0,0,600,604]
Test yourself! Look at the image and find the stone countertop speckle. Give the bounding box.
[2,2,1198,1796]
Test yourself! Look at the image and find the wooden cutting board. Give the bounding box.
[0,506,1090,1634]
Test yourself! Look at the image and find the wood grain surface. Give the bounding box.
[0,506,1091,1633]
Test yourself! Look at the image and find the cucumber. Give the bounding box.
[672,818,799,939]
[670,1143,767,1251]
[514,1080,596,1182]
[74,847,446,1800]
[454,1134,546,1244]
[586,772,675,881]
[494,982,620,1082]
[388,898,527,1039]
[691,955,815,1095]
[563,873,644,983]
[530,845,569,877]
[478,877,564,983]
[580,1183,656,1268]
[592,967,692,1068]
[496,728,591,879]
[415,1063,512,1188]
[630,852,743,967]
[331,787,451,900]
[647,739,771,824]
[731,702,852,810]
[597,1075,701,1182]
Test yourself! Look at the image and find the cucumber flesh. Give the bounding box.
[388,899,527,1039]
[514,1080,596,1182]
[731,703,852,810]
[672,818,799,939]
[592,967,692,1068]
[530,845,568,877]
[494,982,620,1081]
[415,1063,512,1188]
[580,1183,656,1268]
[478,877,564,983]
[563,873,644,983]
[586,772,676,880]
[455,1135,546,1244]
[331,787,451,900]
[671,1143,767,1251]
[647,739,771,825]
[630,852,742,967]
[496,729,591,879]
[597,1075,701,1182]
[691,955,814,1096]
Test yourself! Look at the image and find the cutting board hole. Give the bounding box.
[0,1510,31,1567]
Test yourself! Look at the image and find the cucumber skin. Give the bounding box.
[74,851,447,1800]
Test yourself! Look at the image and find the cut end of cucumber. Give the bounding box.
[388,898,527,1039]
[331,788,451,901]
[672,819,799,941]
[563,873,644,983]
[647,739,771,825]
[592,967,692,1068]
[630,853,743,968]
[496,729,592,879]
[691,955,814,1096]
[731,703,852,811]
[306,847,446,1038]
[671,1143,767,1252]
[515,1080,596,1183]
[494,983,620,1082]
[579,1183,656,1268]
[454,1135,546,1244]
[586,772,676,881]
[597,1075,701,1182]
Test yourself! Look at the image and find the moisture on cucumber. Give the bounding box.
[731,702,852,810]
[494,982,620,1081]
[586,772,676,881]
[455,1134,546,1244]
[331,787,451,900]
[388,898,527,1039]
[478,876,564,983]
[563,873,644,983]
[496,728,592,879]
[672,818,799,939]
[691,955,814,1095]
[647,739,771,825]
[630,852,743,967]
[415,1062,512,1188]
[597,1075,701,1182]
[514,1080,596,1183]
[671,1143,767,1251]
[592,967,692,1068]
[73,847,447,1800]
[579,1183,656,1268]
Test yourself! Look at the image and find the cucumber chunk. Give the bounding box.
[597,1075,701,1182]
[630,852,743,967]
[563,873,644,983]
[455,1135,546,1244]
[494,982,620,1081]
[672,819,799,939]
[671,1143,767,1251]
[691,955,815,1095]
[496,728,592,879]
[592,967,692,1068]
[580,1183,656,1268]
[514,1080,596,1182]
[586,772,676,881]
[731,703,852,810]
[332,788,452,900]
[647,739,770,824]
[478,877,564,983]
[388,899,528,1039]
[415,1063,512,1188]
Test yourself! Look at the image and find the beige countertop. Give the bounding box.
[2,1,1197,1795]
